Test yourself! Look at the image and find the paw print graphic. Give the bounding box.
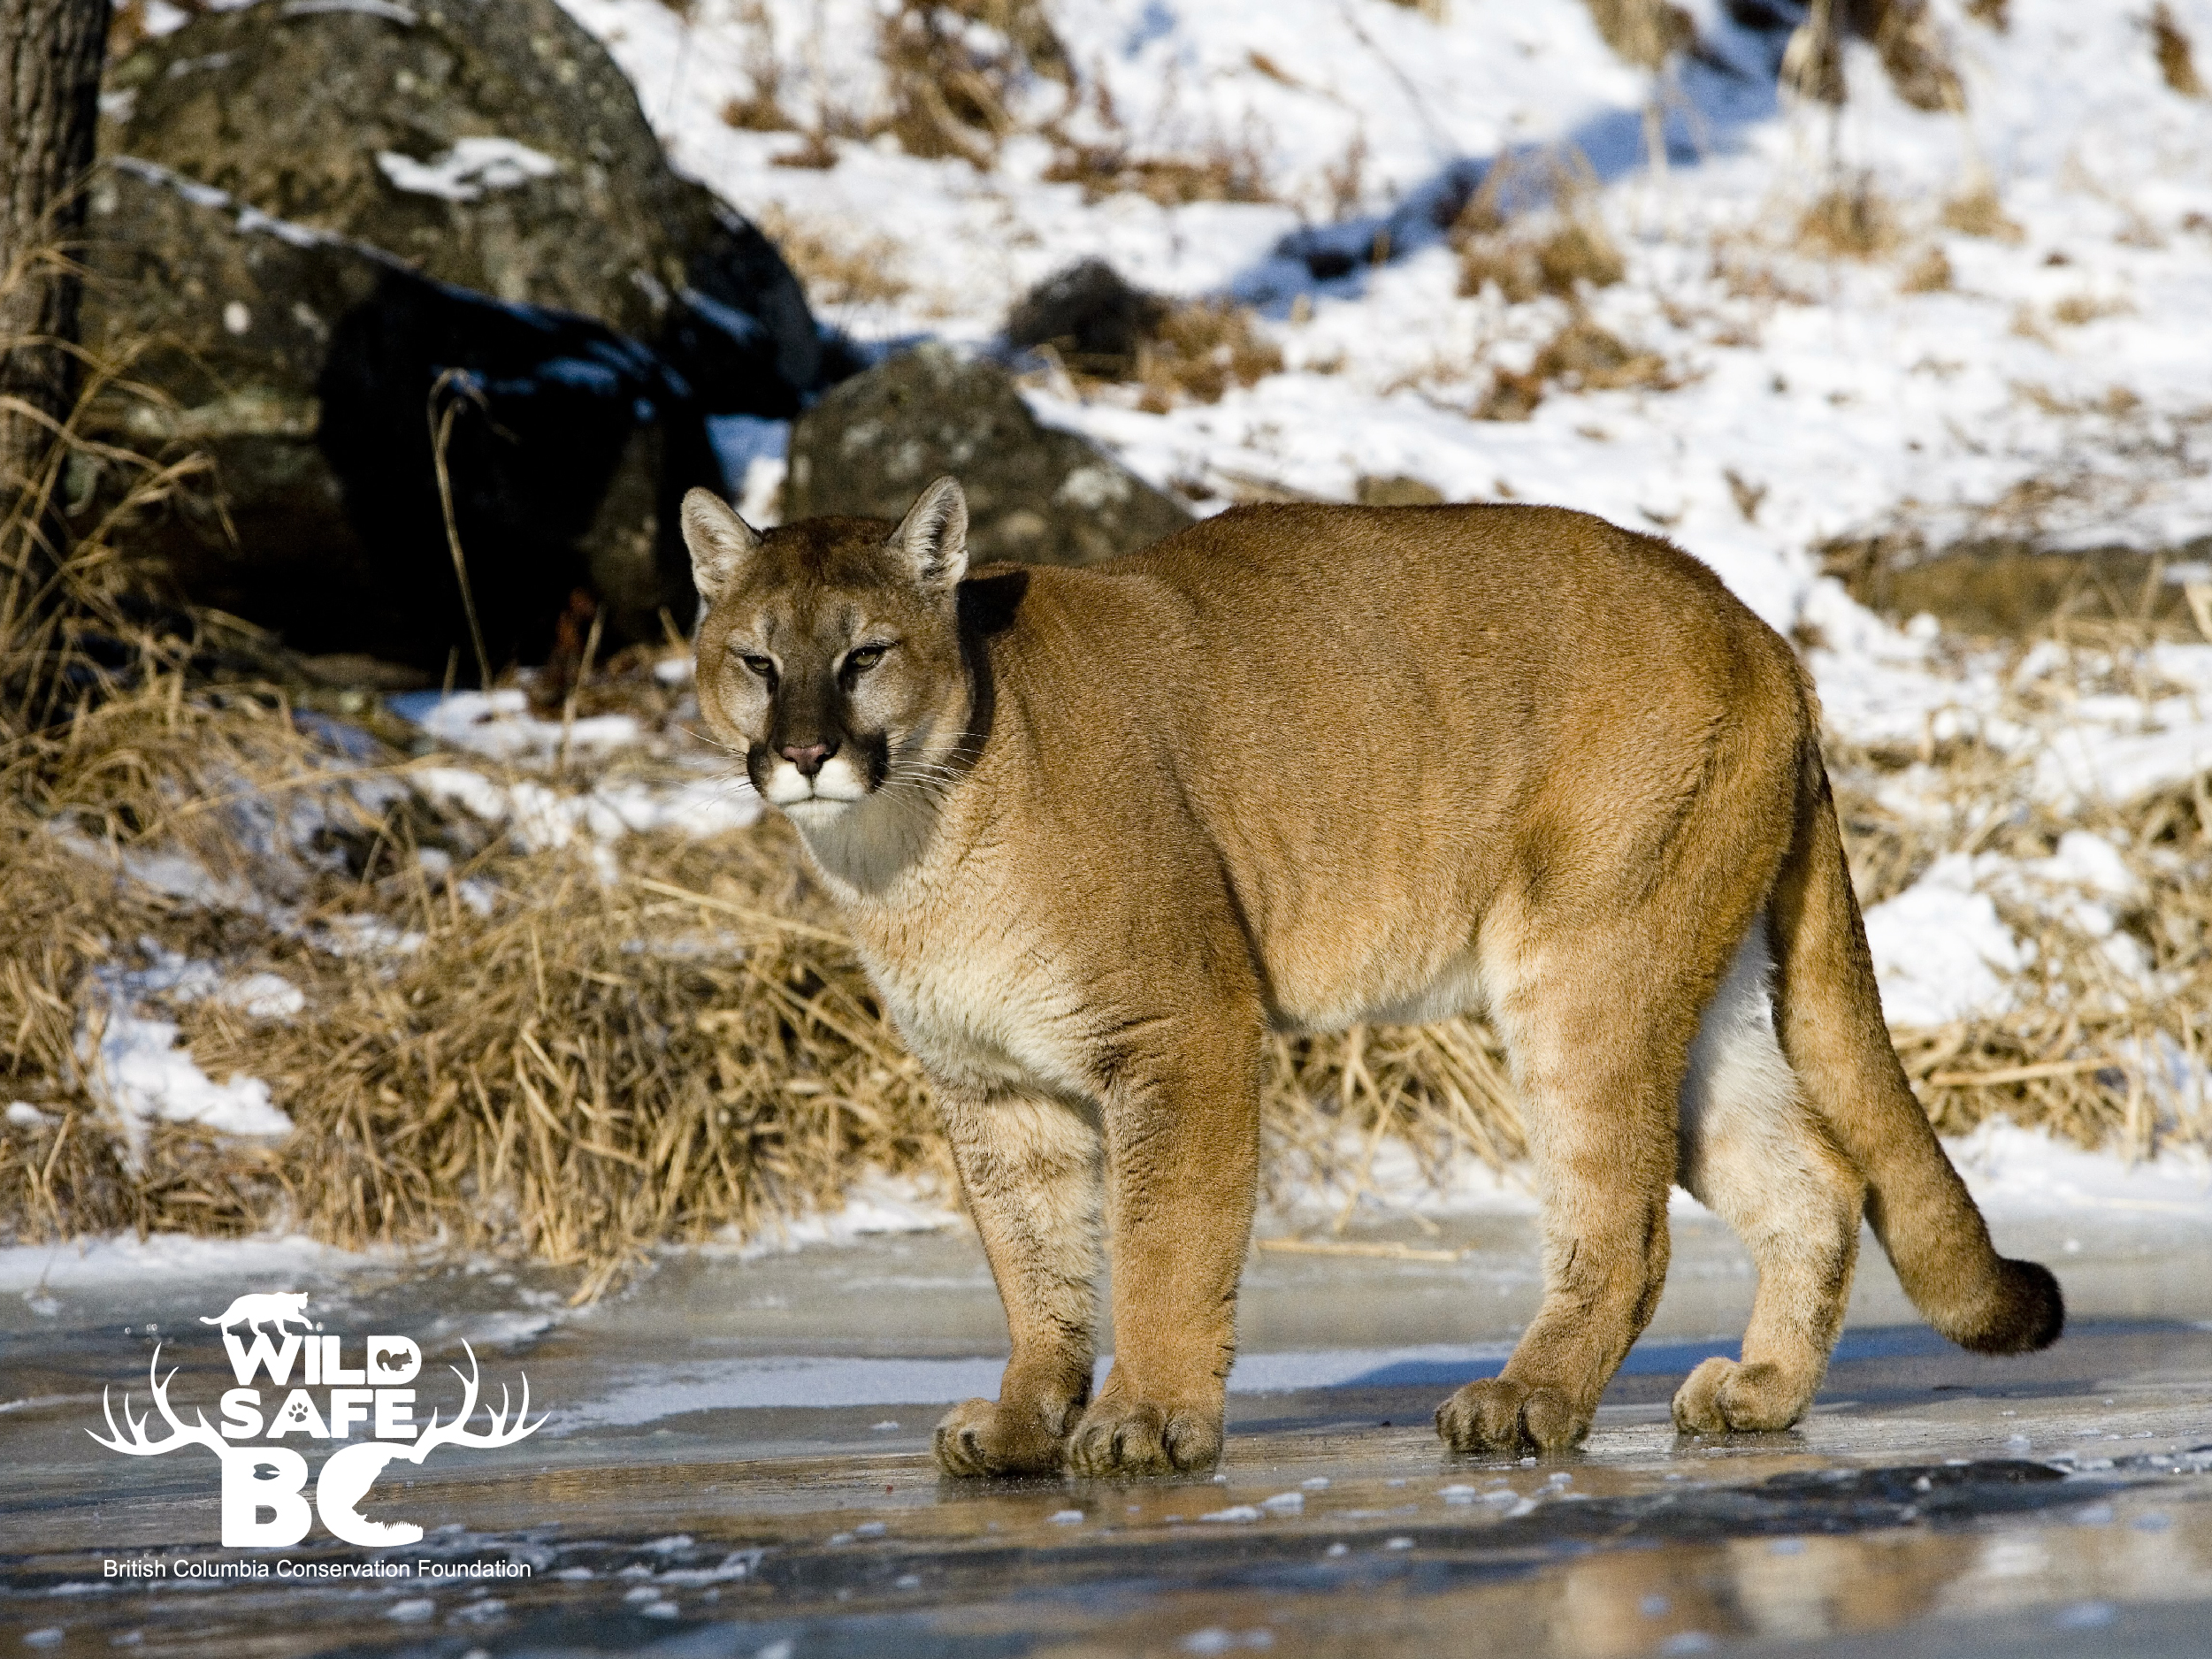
[284,1398,312,1424]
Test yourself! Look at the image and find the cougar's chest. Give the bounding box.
[846,884,1093,1101]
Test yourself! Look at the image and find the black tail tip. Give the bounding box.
[1957,1258,2065,1356]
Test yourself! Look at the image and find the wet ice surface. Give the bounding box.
[6,1213,2212,1657]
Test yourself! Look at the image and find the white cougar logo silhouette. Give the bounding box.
[199,1291,313,1338]
[90,1293,543,1547]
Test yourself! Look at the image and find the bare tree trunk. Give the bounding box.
[1,0,112,637]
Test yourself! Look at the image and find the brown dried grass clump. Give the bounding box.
[1795,175,1902,260]
[1042,144,1273,208]
[748,206,910,308]
[878,0,1069,166]
[1452,153,1626,304]
[1784,1,1963,112]
[1900,245,1954,293]
[1476,317,1675,421]
[2152,3,2208,100]
[1940,180,2026,243]
[1133,301,1283,411]
[1582,0,1694,71]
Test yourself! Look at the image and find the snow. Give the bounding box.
[88,1007,293,1142]
[397,690,644,763]
[373,137,562,203]
[1862,855,2028,1027]
[714,1173,962,1259]
[0,1231,365,1295]
[1946,1119,2212,1216]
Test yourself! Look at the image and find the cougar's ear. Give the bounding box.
[889,476,968,596]
[680,487,762,606]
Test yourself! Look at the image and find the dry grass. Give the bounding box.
[1795,175,1902,261]
[1452,151,1626,305]
[747,205,911,309]
[2050,292,2134,327]
[1900,245,1954,293]
[1941,180,2026,244]
[1042,143,1273,208]
[1132,302,1283,411]
[877,0,1069,166]
[2152,3,2208,101]
[1476,317,1676,421]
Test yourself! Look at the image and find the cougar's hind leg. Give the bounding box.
[1672,919,1864,1436]
[1435,913,1695,1456]
[932,1089,1104,1478]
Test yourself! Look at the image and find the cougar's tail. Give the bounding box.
[198,1316,221,1325]
[1767,738,2063,1355]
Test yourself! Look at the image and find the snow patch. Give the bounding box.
[376,137,559,203]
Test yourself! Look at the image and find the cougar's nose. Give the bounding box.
[781,740,835,778]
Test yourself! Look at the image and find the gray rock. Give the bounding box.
[103,0,835,413]
[1005,258,1164,378]
[784,346,1190,567]
[79,161,719,672]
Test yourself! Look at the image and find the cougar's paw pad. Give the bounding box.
[1065,1400,1223,1477]
[932,1396,1065,1479]
[1671,1357,1809,1435]
[1435,1378,1586,1454]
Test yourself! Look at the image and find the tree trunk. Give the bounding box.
[1,0,112,639]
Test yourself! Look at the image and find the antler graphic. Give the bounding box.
[407,1341,546,1461]
[87,1346,229,1459]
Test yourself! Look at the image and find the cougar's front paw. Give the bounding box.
[1064,1399,1223,1477]
[1671,1357,1809,1435]
[932,1396,1068,1478]
[1435,1378,1586,1455]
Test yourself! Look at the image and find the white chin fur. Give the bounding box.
[783,797,856,823]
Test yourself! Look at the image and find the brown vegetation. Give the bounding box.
[1476,317,1676,421]
[1581,0,1695,70]
[1042,144,1274,208]
[1941,180,2026,244]
[878,0,1069,166]
[747,206,911,308]
[1795,175,1901,260]
[1452,152,1626,304]
[1900,246,1954,293]
[1784,1,1964,111]
[2151,4,2207,99]
[1132,302,1283,411]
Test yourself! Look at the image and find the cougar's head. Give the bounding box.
[682,477,972,833]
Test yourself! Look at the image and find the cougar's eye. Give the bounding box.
[736,651,776,683]
[846,643,888,673]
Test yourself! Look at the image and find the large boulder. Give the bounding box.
[785,347,1191,567]
[102,0,836,414]
[80,161,721,672]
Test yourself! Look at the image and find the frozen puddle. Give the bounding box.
[550,1329,1989,1432]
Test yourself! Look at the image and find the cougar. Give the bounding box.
[682,477,2062,1477]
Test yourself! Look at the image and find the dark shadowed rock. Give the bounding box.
[1005,258,1165,378]
[784,346,1191,568]
[80,161,720,672]
[103,0,836,414]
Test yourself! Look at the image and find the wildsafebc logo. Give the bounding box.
[90,1292,544,1548]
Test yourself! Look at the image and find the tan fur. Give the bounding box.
[682,480,2063,1475]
